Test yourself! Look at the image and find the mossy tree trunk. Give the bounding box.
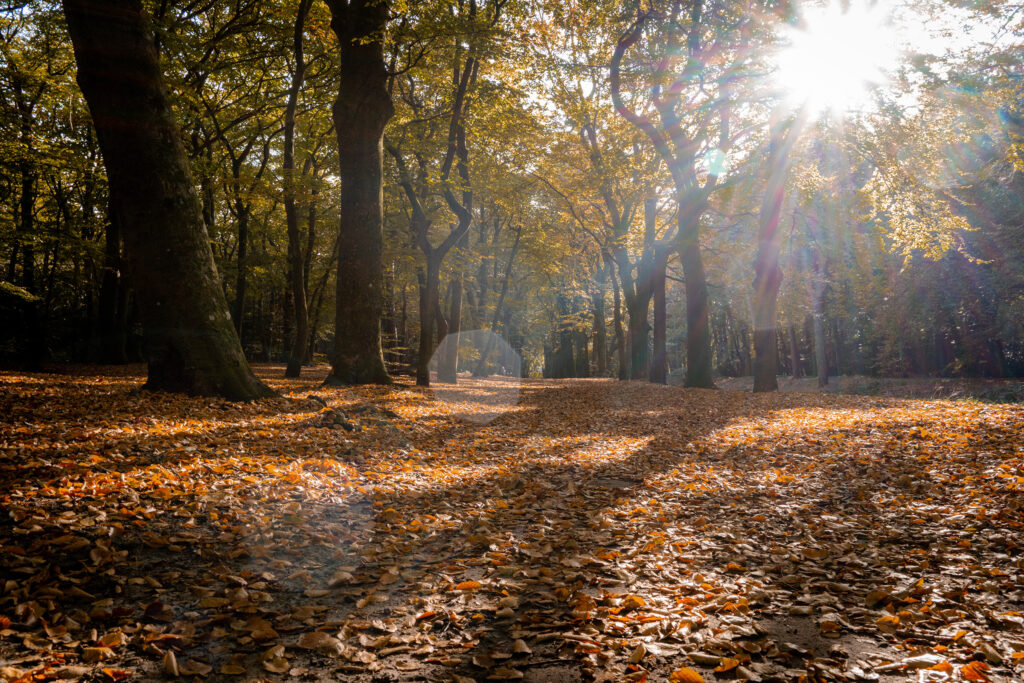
[63,0,275,400]
[325,0,393,385]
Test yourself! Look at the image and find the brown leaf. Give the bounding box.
[163,650,179,677]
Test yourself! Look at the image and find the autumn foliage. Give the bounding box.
[1,366,1023,681]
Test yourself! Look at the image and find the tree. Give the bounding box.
[610,0,765,388]
[62,0,275,400]
[284,0,315,378]
[324,0,393,385]
[752,111,803,392]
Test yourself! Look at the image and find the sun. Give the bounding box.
[774,2,901,115]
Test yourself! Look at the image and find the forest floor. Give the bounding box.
[1,365,1023,683]
[715,376,1024,403]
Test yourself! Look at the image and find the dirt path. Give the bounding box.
[2,367,1022,682]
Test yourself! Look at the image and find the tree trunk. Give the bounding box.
[302,192,319,363]
[472,228,520,377]
[283,0,313,378]
[18,157,36,293]
[752,236,783,393]
[97,199,127,363]
[650,248,668,384]
[325,0,392,385]
[437,272,463,383]
[232,205,248,341]
[416,255,440,386]
[592,266,608,377]
[63,0,273,399]
[753,119,801,392]
[814,308,829,387]
[789,324,802,379]
[678,212,714,388]
[382,263,400,367]
[611,262,627,380]
[551,294,576,378]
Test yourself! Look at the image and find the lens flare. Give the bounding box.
[774,2,900,115]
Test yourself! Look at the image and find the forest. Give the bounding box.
[0,0,1020,390]
[1,0,1024,682]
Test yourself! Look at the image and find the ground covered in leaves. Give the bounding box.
[2,365,1023,683]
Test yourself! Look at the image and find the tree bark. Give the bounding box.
[678,208,714,387]
[97,199,127,363]
[437,272,463,383]
[814,307,829,387]
[325,0,392,385]
[232,204,249,339]
[472,227,521,377]
[610,260,628,380]
[788,324,802,379]
[592,262,608,377]
[650,248,668,384]
[284,0,313,378]
[752,115,801,392]
[416,255,440,386]
[63,0,274,400]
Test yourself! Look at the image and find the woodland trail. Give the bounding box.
[1,366,1023,682]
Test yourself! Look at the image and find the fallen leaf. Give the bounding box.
[669,667,704,682]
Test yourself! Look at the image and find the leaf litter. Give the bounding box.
[1,365,1022,682]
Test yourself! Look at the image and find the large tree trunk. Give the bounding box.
[283,0,313,378]
[325,0,392,385]
[63,0,274,400]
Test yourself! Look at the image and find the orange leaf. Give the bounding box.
[715,657,740,672]
[621,594,645,609]
[669,667,704,682]
[455,580,481,591]
[961,661,990,682]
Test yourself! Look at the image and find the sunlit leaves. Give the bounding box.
[1,367,1022,681]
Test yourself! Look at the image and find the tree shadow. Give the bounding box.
[2,371,1017,680]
